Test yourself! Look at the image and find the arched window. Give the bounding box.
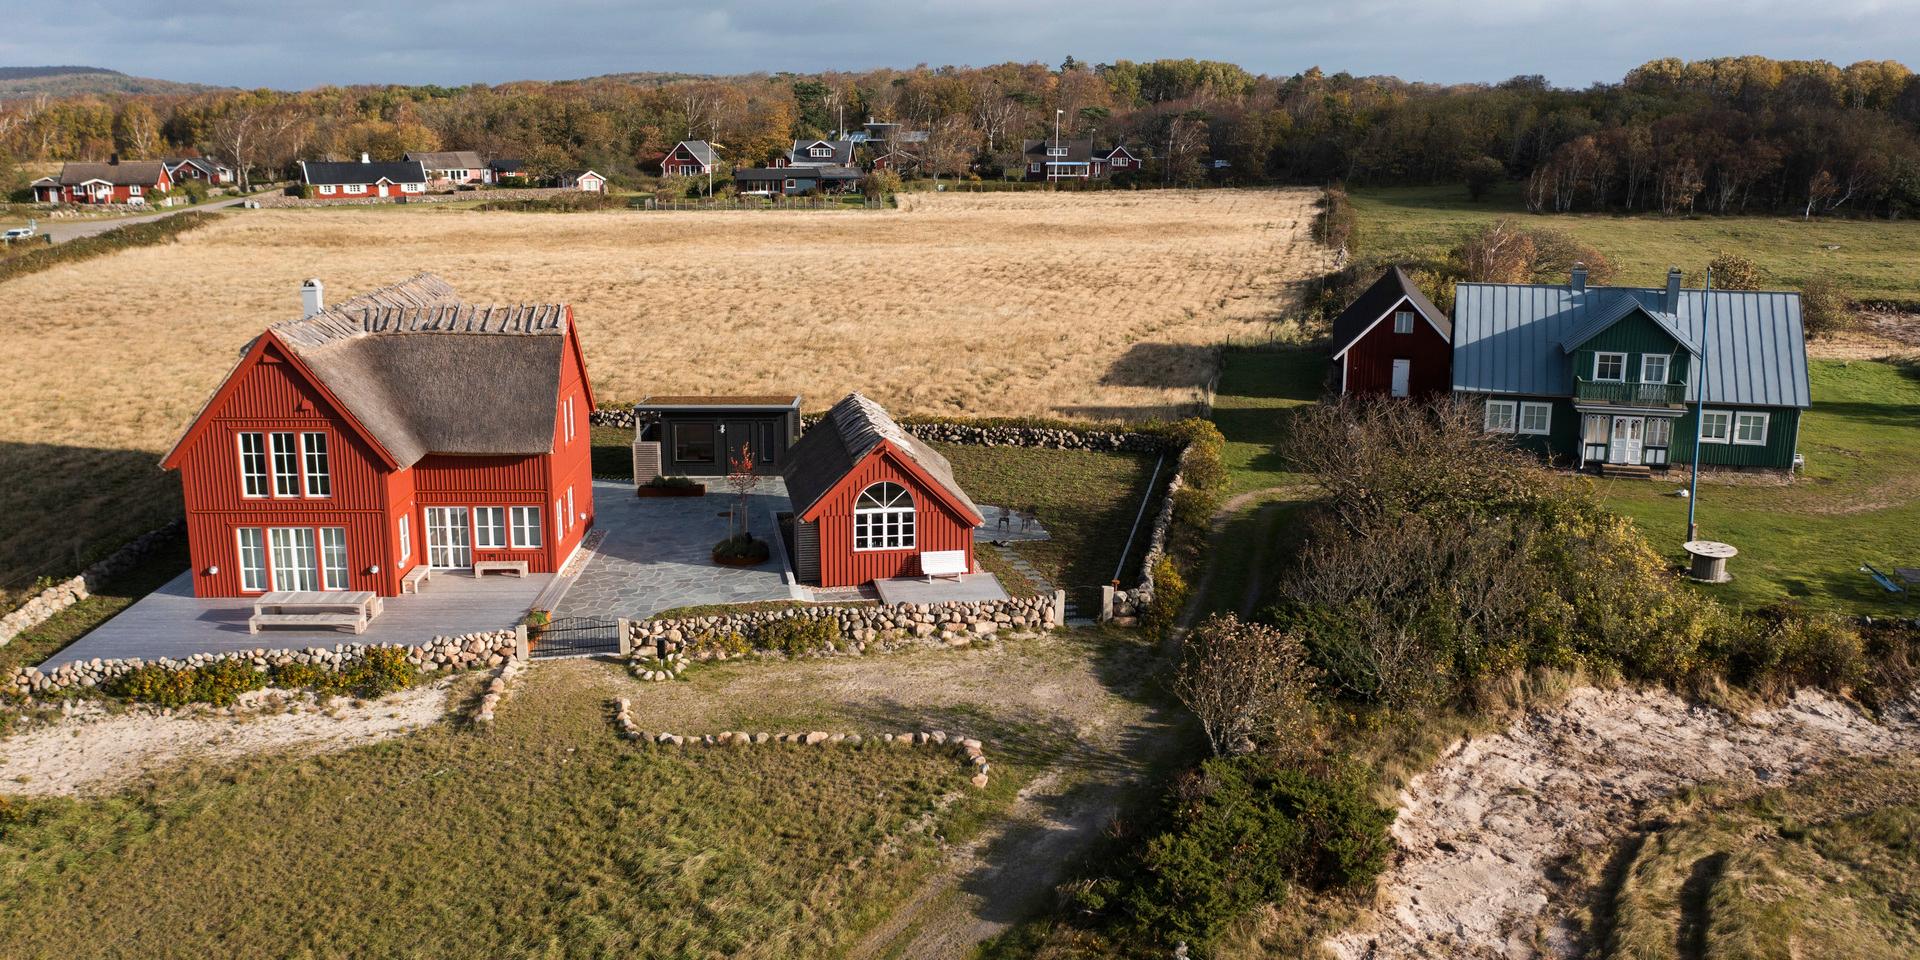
[853,482,915,550]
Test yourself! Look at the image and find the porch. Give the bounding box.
[1578,409,1678,474]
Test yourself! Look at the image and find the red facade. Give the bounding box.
[45,168,173,204]
[161,320,597,598]
[1336,296,1452,398]
[801,444,978,589]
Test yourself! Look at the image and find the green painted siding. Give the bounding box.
[1469,394,1581,461]
[1671,406,1801,469]
[1571,311,1691,389]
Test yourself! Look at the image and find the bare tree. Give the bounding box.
[1174,614,1319,757]
[724,442,756,541]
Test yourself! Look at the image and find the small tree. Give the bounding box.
[863,168,902,200]
[1703,252,1763,291]
[1174,615,1319,757]
[1461,154,1505,201]
[1799,276,1853,338]
[724,441,756,540]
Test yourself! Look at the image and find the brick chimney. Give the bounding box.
[301,278,325,317]
[1665,266,1683,312]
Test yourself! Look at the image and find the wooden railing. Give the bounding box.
[1574,378,1685,406]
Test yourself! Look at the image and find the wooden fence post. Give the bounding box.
[617,618,632,657]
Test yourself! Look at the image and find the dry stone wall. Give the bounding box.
[629,594,1060,659]
[8,629,520,700]
[1,521,183,650]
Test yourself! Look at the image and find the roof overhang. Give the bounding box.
[1330,294,1448,359]
[794,440,984,528]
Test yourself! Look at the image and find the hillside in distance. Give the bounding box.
[0,66,224,100]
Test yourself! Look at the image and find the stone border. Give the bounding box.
[8,628,523,701]
[630,594,1061,659]
[610,699,992,789]
[472,655,527,725]
[1,520,184,650]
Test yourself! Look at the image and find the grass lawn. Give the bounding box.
[0,662,1003,960]
[1349,185,1920,302]
[1595,359,1920,613]
[1579,757,1920,960]
[0,537,188,677]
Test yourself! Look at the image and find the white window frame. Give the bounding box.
[853,482,916,551]
[1593,352,1627,382]
[1640,354,1670,385]
[319,526,349,590]
[809,145,832,158]
[301,432,330,498]
[268,527,319,592]
[1733,412,1770,446]
[237,432,269,498]
[1393,310,1415,334]
[567,486,576,532]
[1517,401,1553,436]
[1484,399,1518,434]
[564,396,575,444]
[1046,147,1068,157]
[129,185,141,197]
[398,514,412,564]
[510,506,543,549]
[1030,163,1041,172]
[236,527,267,592]
[1644,417,1673,449]
[319,184,337,195]
[474,506,507,549]
[1699,410,1732,444]
[270,432,300,498]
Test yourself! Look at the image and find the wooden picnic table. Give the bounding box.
[250,591,383,635]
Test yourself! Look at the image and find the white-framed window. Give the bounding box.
[1734,412,1769,446]
[449,169,467,179]
[237,432,269,497]
[301,432,330,497]
[511,506,542,549]
[1518,401,1553,435]
[270,432,300,497]
[563,396,575,444]
[1645,417,1673,448]
[783,179,796,190]
[1484,399,1518,433]
[319,184,337,195]
[1593,352,1627,382]
[1641,354,1670,385]
[1393,309,1415,334]
[236,527,267,592]
[398,514,411,564]
[268,527,319,592]
[853,482,915,550]
[1699,410,1731,444]
[129,185,141,197]
[567,486,576,531]
[810,145,832,157]
[557,497,567,535]
[1046,147,1068,157]
[403,182,424,193]
[319,527,349,590]
[474,506,506,548]
[1030,163,1041,172]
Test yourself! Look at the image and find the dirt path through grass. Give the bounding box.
[1326,686,1920,960]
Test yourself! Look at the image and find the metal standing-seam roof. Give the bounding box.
[1451,281,1811,408]
[672,140,717,165]
[781,393,983,525]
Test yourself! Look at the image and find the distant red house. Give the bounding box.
[32,159,174,204]
[164,157,235,186]
[159,274,597,598]
[1328,266,1452,398]
[661,140,716,177]
[781,394,984,589]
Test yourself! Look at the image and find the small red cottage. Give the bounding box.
[661,140,716,177]
[1328,266,1452,398]
[32,159,173,204]
[781,394,984,588]
[298,156,430,199]
[159,274,596,598]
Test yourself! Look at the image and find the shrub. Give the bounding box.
[1142,555,1188,639]
[1461,154,1506,200]
[338,647,417,699]
[191,657,267,706]
[1703,252,1763,290]
[1799,276,1853,338]
[645,474,697,488]
[1119,755,1392,948]
[270,661,331,691]
[1175,615,1319,756]
[289,183,314,199]
[863,169,903,200]
[694,630,751,656]
[712,534,770,564]
[1314,182,1357,250]
[757,615,840,656]
[1716,601,1867,696]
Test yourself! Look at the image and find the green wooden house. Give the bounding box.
[1451,266,1811,473]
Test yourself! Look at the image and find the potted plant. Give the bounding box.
[523,609,550,648]
[636,475,706,498]
[712,442,770,566]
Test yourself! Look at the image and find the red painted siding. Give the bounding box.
[1339,302,1451,398]
[807,447,976,588]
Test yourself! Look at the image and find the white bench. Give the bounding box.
[474,560,529,579]
[919,550,968,582]
[249,612,367,635]
[400,565,432,594]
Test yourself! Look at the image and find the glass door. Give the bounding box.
[1609,417,1644,465]
[424,507,471,569]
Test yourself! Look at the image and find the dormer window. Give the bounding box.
[1641,354,1669,385]
[810,145,832,158]
[1593,352,1627,382]
[1047,147,1068,157]
[1393,310,1415,334]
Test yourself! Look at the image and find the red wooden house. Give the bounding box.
[298,157,430,199]
[1328,266,1452,398]
[781,394,984,589]
[159,274,597,598]
[32,159,173,204]
[661,140,717,177]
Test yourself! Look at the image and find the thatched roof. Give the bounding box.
[267,274,572,467]
[782,393,981,525]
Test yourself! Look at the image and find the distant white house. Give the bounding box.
[556,169,607,193]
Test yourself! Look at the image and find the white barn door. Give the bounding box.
[1390,359,1411,398]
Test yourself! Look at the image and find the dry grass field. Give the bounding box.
[0,188,1328,595]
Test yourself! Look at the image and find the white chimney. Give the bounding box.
[301,278,325,317]
[360,152,370,164]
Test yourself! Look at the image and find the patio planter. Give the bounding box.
[712,535,771,566]
[636,483,706,498]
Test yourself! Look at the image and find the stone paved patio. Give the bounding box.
[550,479,800,620]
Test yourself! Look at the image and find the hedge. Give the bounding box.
[0,211,220,287]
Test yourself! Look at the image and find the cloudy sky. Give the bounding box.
[8,0,1919,89]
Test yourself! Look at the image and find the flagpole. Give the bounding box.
[1686,268,1712,542]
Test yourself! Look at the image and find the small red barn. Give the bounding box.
[1328,266,1452,398]
[661,140,716,177]
[159,273,597,598]
[781,394,984,589]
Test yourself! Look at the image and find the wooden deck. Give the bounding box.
[41,569,556,669]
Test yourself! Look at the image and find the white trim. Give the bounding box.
[398,513,411,565]
[1593,351,1628,382]
[1517,401,1552,435]
[319,526,349,590]
[1698,410,1732,444]
[1484,399,1517,433]
[1640,353,1670,385]
[474,506,507,549]
[1733,411,1770,446]
[300,431,331,498]
[237,431,268,498]
[236,527,267,592]
[511,505,542,549]
[1330,296,1447,359]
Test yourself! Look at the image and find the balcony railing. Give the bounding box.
[1574,377,1686,407]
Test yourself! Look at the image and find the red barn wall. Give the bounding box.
[1340,304,1452,398]
[809,447,975,588]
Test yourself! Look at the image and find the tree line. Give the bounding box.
[4,54,1918,216]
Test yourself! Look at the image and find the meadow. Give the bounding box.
[1348,185,1920,303]
[0,189,1328,596]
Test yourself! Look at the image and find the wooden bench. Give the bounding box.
[919,550,968,582]
[400,565,432,594]
[249,611,367,635]
[474,560,529,579]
